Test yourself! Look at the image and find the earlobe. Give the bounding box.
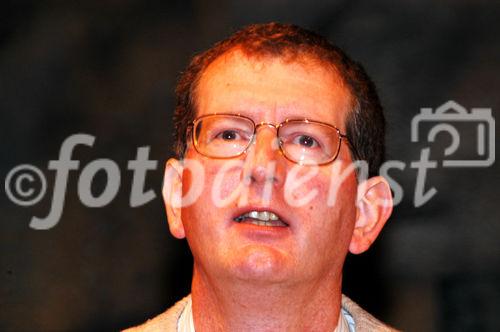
[162,158,186,239]
[349,176,393,254]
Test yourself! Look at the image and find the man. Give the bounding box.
[127,22,396,331]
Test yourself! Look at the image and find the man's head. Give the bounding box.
[173,22,385,178]
[163,23,392,288]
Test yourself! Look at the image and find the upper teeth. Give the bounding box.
[243,211,279,221]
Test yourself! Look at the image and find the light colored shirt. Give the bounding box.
[177,296,195,332]
[177,297,356,332]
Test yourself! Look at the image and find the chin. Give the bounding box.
[230,244,292,283]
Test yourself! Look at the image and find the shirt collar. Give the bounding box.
[178,297,355,332]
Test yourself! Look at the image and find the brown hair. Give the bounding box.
[173,22,385,177]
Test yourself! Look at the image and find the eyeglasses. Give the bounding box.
[187,114,348,165]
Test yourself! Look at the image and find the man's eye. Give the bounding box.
[293,135,319,148]
[216,130,240,140]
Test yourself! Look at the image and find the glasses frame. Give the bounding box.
[187,113,349,165]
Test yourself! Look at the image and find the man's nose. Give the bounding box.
[242,125,284,186]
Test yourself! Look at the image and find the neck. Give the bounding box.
[190,265,343,332]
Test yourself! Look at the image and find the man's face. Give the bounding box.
[176,50,358,285]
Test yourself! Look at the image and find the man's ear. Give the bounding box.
[349,176,393,254]
[162,158,185,239]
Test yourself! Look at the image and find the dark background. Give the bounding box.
[1,1,499,331]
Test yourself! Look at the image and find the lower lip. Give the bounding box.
[231,220,292,240]
[236,218,287,227]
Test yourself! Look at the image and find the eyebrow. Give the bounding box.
[218,107,330,124]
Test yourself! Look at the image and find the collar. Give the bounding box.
[177,297,355,332]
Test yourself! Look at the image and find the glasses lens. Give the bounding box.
[278,121,341,165]
[193,115,254,158]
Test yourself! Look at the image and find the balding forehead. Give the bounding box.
[195,49,352,125]
[194,49,353,131]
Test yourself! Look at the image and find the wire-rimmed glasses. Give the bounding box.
[188,114,348,165]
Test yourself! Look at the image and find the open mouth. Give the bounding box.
[233,211,288,227]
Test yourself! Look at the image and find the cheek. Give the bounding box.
[203,163,243,206]
[181,159,243,214]
[288,166,357,208]
[304,174,357,259]
[301,170,358,231]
